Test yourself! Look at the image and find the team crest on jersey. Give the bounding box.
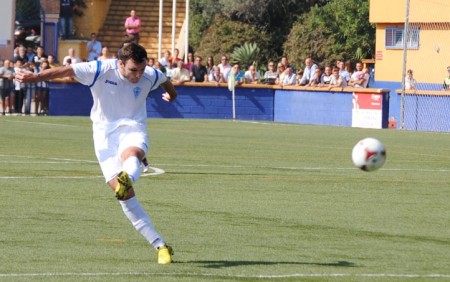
[133,87,142,99]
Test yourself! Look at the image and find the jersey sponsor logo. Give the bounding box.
[133,87,142,99]
[105,79,118,86]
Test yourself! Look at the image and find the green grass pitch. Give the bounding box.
[0,117,449,281]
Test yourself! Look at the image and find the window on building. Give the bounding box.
[385,27,419,49]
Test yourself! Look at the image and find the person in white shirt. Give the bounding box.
[405,69,417,90]
[244,65,260,84]
[15,43,177,265]
[217,55,231,82]
[62,48,82,66]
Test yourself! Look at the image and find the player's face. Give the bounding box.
[119,59,147,84]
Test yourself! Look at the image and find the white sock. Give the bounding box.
[122,156,141,183]
[119,196,166,249]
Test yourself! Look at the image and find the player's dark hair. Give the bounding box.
[118,43,147,64]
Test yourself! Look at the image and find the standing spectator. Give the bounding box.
[275,63,286,85]
[443,66,450,90]
[244,64,260,84]
[308,68,322,87]
[227,63,244,85]
[320,66,333,85]
[0,59,15,115]
[348,62,370,88]
[205,56,215,76]
[170,48,181,65]
[208,66,224,85]
[338,60,351,83]
[35,60,50,115]
[97,46,112,61]
[26,47,36,62]
[24,63,37,115]
[147,57,155,67]
[184,52,194,72]
[60,0,76,39]
[190,55,208,82]
[86,33,102,61]
[263,61,278,85]
[171,61,190,84]
[47,54,59,68]
[32,46,47,68]
[13,60,27,115]
[218,55,231,82]
[159,50,171,67]
[299,58,318,85]
[124,10,141,44]
[14,46,28,64]
[280,55,294,72]
[405,69,417,90]
[295,69,304,86]
[329,67,346,89]
[63,48,82,66]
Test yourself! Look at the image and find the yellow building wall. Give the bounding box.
[74,0,112,38]
[375,23,450,83]
[370,0,450,23]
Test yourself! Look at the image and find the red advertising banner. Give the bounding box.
[352,92,383,129]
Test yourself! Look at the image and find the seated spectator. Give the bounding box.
[299,57,318,85]
[190,55,208,82]
[280,67,296,86]
[97,46,112,61]
[348,62,370,88]
[405,69,417,90]
[308,68,322,87]
[443,66,450,90]
[62,48,81,66]
[263,61,278,85]
[218,55,231,82]
[329,67,346,89]
[227,63,245,85]
[159,50,171,67]
[275,63,286,85]
[296,69,304,86]
[244,65,260,84]
[209,66,225,85]
[86,33,102,61]
[171,61,190,84]
[320,66,333,85]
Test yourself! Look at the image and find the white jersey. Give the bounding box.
[72,59,167,136]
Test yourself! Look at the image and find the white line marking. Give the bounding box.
[0,272,449,279]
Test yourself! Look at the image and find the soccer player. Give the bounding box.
[15,43,177,264]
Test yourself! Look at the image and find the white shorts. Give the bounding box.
[93,125,149,182]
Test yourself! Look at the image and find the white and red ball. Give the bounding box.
[352,138,386,171]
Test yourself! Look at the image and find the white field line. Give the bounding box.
[0,272,449,279]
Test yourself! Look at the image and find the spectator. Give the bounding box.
[62,48,82,66]
[190,55,208,82]
[244,64,260,84]
[86,33,102,61]
[47,54,59,68]
[147,57,155,67]
[275,63,286,85]
[60,0,76,39]
[35,60,50,115]
[338,60,351,83]
[13,60,27,115]
[26,47,36,62]
[443,66,450,90]
[165,62,174,80]
[171,61,190,84]
[329,67,346,89]
[321,66,333,85]
[217,55,231,82]
[227,63,244,85]
[280,67,296,86]
[97,46,112,61]
[295,69,304,86]
[263,61,278,85]
[170,48,181,65]
[0,59,15,115]
[159,50,171,67]
[308,68,322,87]
[24,63,37,115]
[14,46,28,64]
[32,46,47,68]
[184,52,194,72]
[348,62,370,88]
[299,57,318,85]
[208,66,224,85]
[405,69,417,90]
[280,55,294,72]
[205,56,215,76]
[124,10,141,43]
[154,61,166,74]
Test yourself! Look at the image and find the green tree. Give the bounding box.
[284,0,375,68]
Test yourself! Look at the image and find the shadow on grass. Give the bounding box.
[183,260,357,269]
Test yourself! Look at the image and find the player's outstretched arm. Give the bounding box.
[160,80,178,102]
[15,65,75,83]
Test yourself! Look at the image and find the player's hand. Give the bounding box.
[14,69,35,83]
[162,92,173,102]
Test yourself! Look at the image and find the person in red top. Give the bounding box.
[124,10,141,44]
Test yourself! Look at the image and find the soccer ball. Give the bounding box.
[351,137,386,171]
